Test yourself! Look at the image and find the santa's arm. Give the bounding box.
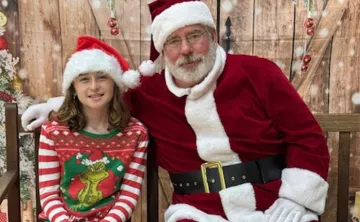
[263,59,330,214]
[101,129,148,222]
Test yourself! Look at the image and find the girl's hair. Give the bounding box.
[49,84,131,132]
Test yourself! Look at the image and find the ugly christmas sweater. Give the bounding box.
[38,118,148,222]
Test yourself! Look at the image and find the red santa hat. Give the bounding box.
[62,36,141,95]
[138,0,216,76]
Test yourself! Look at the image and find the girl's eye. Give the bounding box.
[79,77,89,82]
[98,75,108,79]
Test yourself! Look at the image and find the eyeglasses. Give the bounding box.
[164,31,207,50]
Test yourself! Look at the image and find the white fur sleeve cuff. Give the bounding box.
[164,204,228,222]
[279,168,329,214]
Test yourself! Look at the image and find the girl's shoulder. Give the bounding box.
[41,120,71,134]
[121,117,148,136]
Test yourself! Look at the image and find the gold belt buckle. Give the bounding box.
[200,161,227,193]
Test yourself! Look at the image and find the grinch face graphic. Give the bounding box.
[77,161,109,207]
[63,148,125,212]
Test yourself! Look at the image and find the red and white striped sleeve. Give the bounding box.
[101,128,149,222]
[38,125,70,222]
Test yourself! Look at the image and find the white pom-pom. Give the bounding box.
[138,60,156,76]
[122,70,140,89]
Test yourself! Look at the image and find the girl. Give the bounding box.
[38,36,148,222]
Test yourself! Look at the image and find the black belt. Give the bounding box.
[170,155,286,194]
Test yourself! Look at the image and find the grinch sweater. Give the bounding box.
[38,118,148,222]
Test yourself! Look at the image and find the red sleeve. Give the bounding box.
[101,127,148,222]
[262,59,329,179]
[38,124,70,222]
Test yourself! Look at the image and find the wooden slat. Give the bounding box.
[219,0,254,55]
[18,0,62,101]
[89,0,135,69]
[314,113,360,131]
[337,132,351,221]
[253,0,294,78]
[0,170,17,201]
[5,103,21,222]
[355,192,360,218]
[147,139,158,222]
[292,0,348,97]
[330,1,360,212]
[58,0,100,93]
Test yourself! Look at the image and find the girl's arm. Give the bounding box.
[39,126,70,222]
[101,129,148,222]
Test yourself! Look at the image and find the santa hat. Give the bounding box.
[138,0,216,76]
[62,36,143,95]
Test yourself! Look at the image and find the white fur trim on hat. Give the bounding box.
[279,168,329,214]
[151,1,216,53]
[62,49,123,95]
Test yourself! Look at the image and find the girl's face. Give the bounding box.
[73,71,115,113]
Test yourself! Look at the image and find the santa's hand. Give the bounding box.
[21,96,64,131]
[164,204,229,222]
[264,198,318,222]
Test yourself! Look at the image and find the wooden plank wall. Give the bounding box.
[1,0,359,221]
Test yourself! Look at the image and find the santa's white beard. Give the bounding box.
[165,43,217,86]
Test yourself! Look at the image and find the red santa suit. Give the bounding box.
[130,44,330,221]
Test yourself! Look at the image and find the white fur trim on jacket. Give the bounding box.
[62,49,125,95]
[219,183,267,222]
[164,204,229,222]
[166,46,239,164]
[279,168,329,214]
[151,1,216,53]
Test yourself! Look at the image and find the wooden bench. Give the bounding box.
[1,102,360,221]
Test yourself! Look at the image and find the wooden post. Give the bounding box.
[354,192,360,219]
[22,200,34,222]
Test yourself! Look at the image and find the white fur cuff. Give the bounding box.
[219,183,260,221]
[279,168,329,214]
[164,204,228,222]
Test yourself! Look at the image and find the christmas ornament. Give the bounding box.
[0,11,7,27]
[303,18,315,29]
[11,77,23,91]
[110,27,119,35]
[107,0,119,36]
[0,36,7,49]
[107,17,117,28]
[299,0,317,72]
[306,27,315,36]
[302,54,312,64]
[0,91,15,102]
[301,64,309,72]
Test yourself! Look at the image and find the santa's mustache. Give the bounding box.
[177,54,203,67]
